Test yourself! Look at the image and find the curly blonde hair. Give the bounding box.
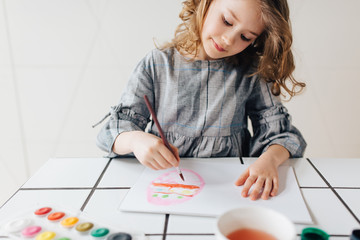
[161,0,305,97]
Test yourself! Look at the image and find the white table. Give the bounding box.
[0,157,359,239]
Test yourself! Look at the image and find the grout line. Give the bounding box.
[80,158,112,211]
[333,187,360,190]
[95,187,131,190]
[20,187,93,190]
[162,214,169,240]
[306,158,360,224]
[0,189,20,209]
[329,235,351,237]
[300,186,330,189]
[239,156,244,165]
[2,0,30,179]
[165,233,215,236]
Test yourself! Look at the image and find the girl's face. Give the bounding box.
[199,0,264,60]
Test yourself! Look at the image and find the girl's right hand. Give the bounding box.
[113,131,180,170]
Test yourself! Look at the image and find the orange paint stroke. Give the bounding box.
[152,182,200,189]
[153,191,196,197]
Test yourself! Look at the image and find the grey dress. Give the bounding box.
[96,47,306,158]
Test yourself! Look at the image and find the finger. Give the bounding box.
[271,177,279,197]
[151,138,179,168]
[153,151,173,169]
[154,143,177,168]
[241,175,257,198]
[261,178,273,200]
[142,160,159,170]
[170,145,180,165]
[151,159,165,170]
[163,145,179,167]
[250,177,265,201]
[144,154,165,170]
[235,169,250,186]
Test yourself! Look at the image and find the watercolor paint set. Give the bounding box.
[0,204,146,240]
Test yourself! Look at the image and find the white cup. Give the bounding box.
[215,206,296,240]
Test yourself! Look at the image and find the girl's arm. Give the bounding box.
[239,80,306,200]
[113,131,180,170]
[235,144,290,200]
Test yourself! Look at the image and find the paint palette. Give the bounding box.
[0,205,146,240]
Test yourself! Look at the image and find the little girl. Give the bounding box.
[96,0,306,200]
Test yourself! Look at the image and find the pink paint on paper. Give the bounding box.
[147,169,205,205]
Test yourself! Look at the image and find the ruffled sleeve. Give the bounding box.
[246,78,307,157]
[96,51,155,157]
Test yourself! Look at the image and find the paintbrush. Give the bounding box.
[143,95,185,181]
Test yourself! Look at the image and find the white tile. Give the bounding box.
[336,189,360,221]
[296,189,358,235]
[167,215,216,234]
[98,158,145,188]
[328,238,352,240]
[5,0,98,66]
[309,158,360,187]
[0,189,91,223]
[288,158,327,187]
[22,158,109,188]
[166,235,215,240]
[147,236,163,240]
[83,189,165,234]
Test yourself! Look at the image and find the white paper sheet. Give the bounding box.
[119,160,312,224]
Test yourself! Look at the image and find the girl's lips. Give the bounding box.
[212,39,225,52]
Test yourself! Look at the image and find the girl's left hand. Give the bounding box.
[234,156,279,200]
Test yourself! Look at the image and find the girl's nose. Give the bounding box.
[222,32,235,46]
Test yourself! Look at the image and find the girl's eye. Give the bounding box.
[223,17,232,26]
[241,34,251,42]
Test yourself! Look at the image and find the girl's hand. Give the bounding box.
[234,145,290,200]
[132,132,180,170]
[113,131,180,170]
[235,156,279,200]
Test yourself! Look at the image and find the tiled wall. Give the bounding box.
[0,0,359,205]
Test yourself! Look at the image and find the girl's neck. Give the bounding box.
[177,46,215,61]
